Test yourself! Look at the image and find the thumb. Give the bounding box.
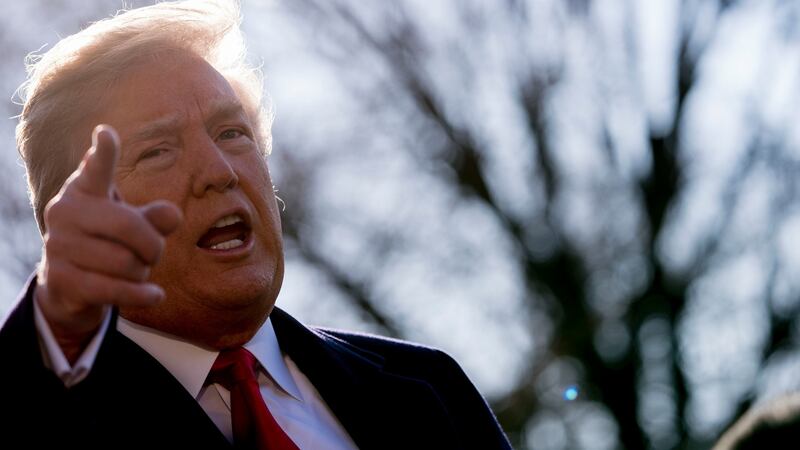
[140,201,182,236]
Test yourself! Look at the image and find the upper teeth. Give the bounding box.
[212,214,243,228]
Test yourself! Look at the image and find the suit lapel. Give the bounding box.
[270,308,456,449]
[79,310,232,449]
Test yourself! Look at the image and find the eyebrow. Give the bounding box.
[126,99,248,144]
[204,98,248,126]
[128,114,184,144]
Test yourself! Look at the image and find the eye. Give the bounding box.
[139,148,168,160]
[219,129,244,140]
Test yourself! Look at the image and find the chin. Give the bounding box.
[135,255,284,342]
[121,273,279,349]
[192,263,283,311]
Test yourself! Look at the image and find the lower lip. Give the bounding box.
[196,230,254,260]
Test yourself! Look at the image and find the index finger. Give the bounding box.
[73,124,120,198]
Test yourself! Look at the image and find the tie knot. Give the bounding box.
[207,348,259,391]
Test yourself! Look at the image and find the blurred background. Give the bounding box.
[2,0,800,448]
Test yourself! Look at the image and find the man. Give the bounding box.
[0,1,511,449]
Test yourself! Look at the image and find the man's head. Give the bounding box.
[17,0,284,348]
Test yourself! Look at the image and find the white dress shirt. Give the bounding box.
[33,302,359,449]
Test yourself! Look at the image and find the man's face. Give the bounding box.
[92,54,284,345]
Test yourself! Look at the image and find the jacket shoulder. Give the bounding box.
[313,327,457,372]
[312,327,513,449]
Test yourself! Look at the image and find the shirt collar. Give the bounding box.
[244,318,303,401]
[117,315,303,402]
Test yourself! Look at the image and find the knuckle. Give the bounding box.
[148,235,165,263]
[106,211,128,236]
[80,274,115,305]
[118,250,147,280]
[43,231,65,256]
[46,261,70,290]
[105,211,157,263]
[42,231,55,253]
[65,165,83,184]
[59,173,80,196]
[44,192,80,226]
[132,225,163,264]
[120,250,139,272]
[139,265,152,282]
[73,275,94,304]
[120,214,140,236]
[43,196,63,223]
[44,262,123,312]
[113,209,145,239]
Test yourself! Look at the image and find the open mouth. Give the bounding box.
[197,213,252,251]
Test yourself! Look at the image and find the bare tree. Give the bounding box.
[3,1,800,448]
[256,0,800,448]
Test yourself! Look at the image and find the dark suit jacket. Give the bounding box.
[0,277,512,449]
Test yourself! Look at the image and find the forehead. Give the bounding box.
[98,54,241,131]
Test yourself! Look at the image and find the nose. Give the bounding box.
[191,135,238,197]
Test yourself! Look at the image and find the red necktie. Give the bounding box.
[206,348,300,450]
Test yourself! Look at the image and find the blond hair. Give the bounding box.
[15,0,271,234]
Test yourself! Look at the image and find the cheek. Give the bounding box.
[115,174,150,205]
[239,155,275,201]
[239,159,282,233]
[116,171,186,206]
[248,154,274,187]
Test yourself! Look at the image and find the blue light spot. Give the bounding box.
[563,385,579,401]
